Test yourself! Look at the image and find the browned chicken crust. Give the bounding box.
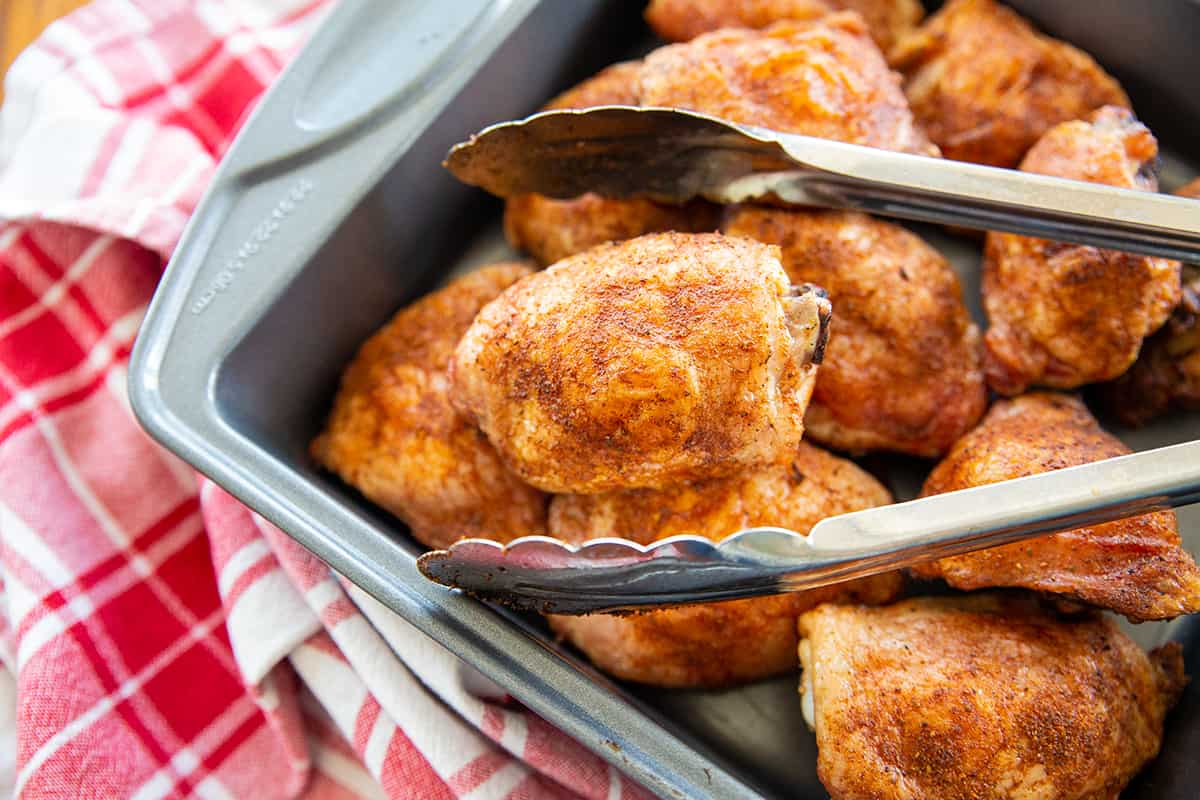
[644,0,924,54]
[1100,177,1200,426]
[509,17,937,265]
[833,0,925,55]
[797,593,1187,800]
[890,0,1130,168]
[646,0,830,43]
[503,60,719,266]
[912,393,1200,621]
[638,15,937,156]
[311,264,548,548]
[450,233,829,494]
[1101,264,1200,427]
[549,442,901,687]
[724,207,985,456]
[983,107,1181,395]
[504,193,719,269]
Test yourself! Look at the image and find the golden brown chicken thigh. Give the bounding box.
[450,232,830,494]
[311,264,548,549]
[549,442,901,687]
[505,193,718,269]
[832,0,925,54]
[797,593,1187,800]
[1100,178,1200,426]
[644,0,924,54]
[503,61,719,266]
[890,0,1129,168]
[911,393,1200,621]
[983,107,1181,395]
[510,14,935,265]
[638,15,937,156]
[645,0,830,46]
[724,207,985,456]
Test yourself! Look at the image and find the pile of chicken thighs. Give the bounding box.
[314,2,1200,797]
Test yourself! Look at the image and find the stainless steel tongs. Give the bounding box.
[416,106,1200,615]
[445,106,1200,261]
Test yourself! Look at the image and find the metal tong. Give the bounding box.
[416,106,1200,615]
[445,106,1200,262]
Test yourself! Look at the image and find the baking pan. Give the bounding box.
[128,1,1200,797]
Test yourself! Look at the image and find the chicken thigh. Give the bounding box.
[503,61,719,266]
[311,264,548,548]
[911,393,1200,621]
[638,14,937,156]
[1100,177,1200,426]
[511,14,935,265]
[797,593,1186,800]
[549,442,901,687]
[644,0,924,54]
[982,106,1181,395]
[724,207,985,456]
[449,233,830,493]
[645,0,830,44]
[890,0,1129,167]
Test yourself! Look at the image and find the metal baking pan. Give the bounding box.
[128,1,1200,797]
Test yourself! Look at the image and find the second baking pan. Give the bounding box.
[129,1,1200,797]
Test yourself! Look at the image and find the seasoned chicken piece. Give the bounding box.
[505,193,719,268]
[645,0,831,43]
[543,58,640,108]
[983,107,1181,395]
[503,61,719,266]
[1100,178,1200,426]
[912,393,1200,621]
[549,442,902,687]
[644,0,924,54]
[797,593,1187,800]
[833,0,924,54]
[512,15,934,265]
[1101,265,1200,427]
[449,232,830,494]
[311,264,547,549]
[724,207,985,456]
[638,15,937,156]
[890,0,1130,167]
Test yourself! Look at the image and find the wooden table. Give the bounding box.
[1,0,90,103]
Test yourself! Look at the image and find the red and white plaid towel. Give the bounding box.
[0,2,653,797]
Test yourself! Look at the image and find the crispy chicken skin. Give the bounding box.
[505,193,718,269]
[1101,264,1200,426]
[891,0,1130,168]
[549,442,902,687]
[832,0,925,54]
[982,107,1181,395]
[1100,178,1200,426]
[510,16,936,264]
[503,61,719,266]
[644,0,924,54]
[638,15,937,156]
[912,393,1200,621]
[724,207,985,456]
[797,593,1187,800]
[646,0,830,43]
[311,264,548,549]
[449,232,830,494]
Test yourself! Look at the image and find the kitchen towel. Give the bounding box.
[0,1,650,797]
